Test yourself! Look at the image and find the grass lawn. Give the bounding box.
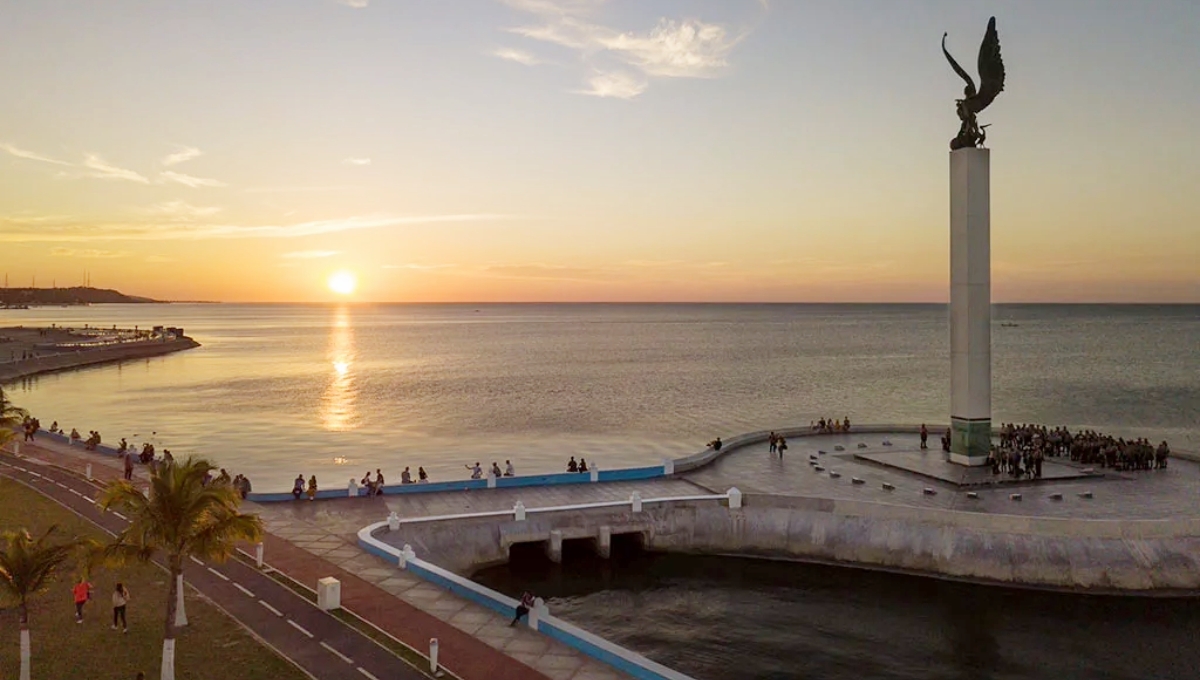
[0,477,308,680]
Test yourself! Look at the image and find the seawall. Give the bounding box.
[380,495,1200,593]
[0,336,200,383]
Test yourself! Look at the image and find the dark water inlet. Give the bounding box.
[474,546,1200,680]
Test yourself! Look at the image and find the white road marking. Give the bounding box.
[112,512,127,520]
[258,600,283,617]
[29,472,42,478]
[83,497,95,503]
[206,567,230,581]
[357,667,381,680]
[320,641,354,664]
[189,556,204,566]
[287,619,314,638]
[233,583,255,597]
[56,482,68,489]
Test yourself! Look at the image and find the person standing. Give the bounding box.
[112,583,129,633]
[73,576,92,623]
[123,451,135,481]
[306,475,318,501]
[920,424,929,450]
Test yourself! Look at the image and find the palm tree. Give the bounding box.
[99,456,263,680]
[0,526,82,680]
[0,386,28,448]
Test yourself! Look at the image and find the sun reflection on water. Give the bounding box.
[322,307,358,431]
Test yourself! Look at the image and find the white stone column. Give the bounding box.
[949,147,992,466]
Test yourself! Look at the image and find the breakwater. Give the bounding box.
[0,332,199,383]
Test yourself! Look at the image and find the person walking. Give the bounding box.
[72,576,92,623]
[112,583,130,633]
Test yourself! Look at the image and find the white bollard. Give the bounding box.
[529,596,547,630]
[85,463,93,481]
[662,458,675,475]
[348,479,358,497]
[387,511,400,532]
[727,487,742,509]
[12,442,18,455]
[400,544,415,569]
[631,491,643,513]
[589,465,599,483]
[255,542,264,569]
[514,500,526,521]
[487,473,496,489]
[316,577,341,611]
[429,638,439,674]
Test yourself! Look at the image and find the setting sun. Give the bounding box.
[328,271,357,295]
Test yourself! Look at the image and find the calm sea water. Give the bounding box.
[3,303,1197,490]
[474,545,1200,680]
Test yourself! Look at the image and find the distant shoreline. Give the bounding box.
[0,326,200,383]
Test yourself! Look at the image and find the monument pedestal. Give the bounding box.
[949,147,991,466]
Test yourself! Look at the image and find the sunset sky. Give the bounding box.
[1,0,1197,303]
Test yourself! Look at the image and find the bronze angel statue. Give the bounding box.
[942,17,1005,150]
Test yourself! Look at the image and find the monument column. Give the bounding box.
[949,147,991,465]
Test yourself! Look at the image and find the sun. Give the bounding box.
[328,270,357,295]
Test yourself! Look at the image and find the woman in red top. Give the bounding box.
[72,576,92,623]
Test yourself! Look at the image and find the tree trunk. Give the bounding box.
[19,601,30,680]
[162,561,180,680]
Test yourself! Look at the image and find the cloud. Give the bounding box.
[1,143,73,166]
[342,157,372,166]
[50,247,132,259]
[281,250,340,259]
[137,201,223,219]
[502,0,747,97]
[478,263,607,281]
[161,146,202,166]
[576,71,646,99]
[82,154,151,183]
[243,185,360,194]
[160,170,227,188]
[0,213,515,243]
[383,263,457,270]
[492,47,542,66]
[334,0,369,7]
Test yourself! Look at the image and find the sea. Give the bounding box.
[4,303,1196,491]
[4,302,1199,680]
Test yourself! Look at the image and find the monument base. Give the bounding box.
[950,417,990,466]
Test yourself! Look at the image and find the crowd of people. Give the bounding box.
[992,423,1171,476]
[811,417,851,433]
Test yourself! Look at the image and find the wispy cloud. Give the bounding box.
[383,263,457,270]
[334,0,369,7]
[243,185,361,194]
[576,70,646,99]
[0,213,515,243]
[492,47,542,66]
[82,154,151,183]
[477,262,607,282]
[342,157,372,166]
[1,143,73,166]
[50,247,133,259]
[281,250,340,259]
[161,146,202,166]
[501,0,749,97]
[160,170,227,188]
[137,201,223,219]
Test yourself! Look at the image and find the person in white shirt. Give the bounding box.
[504,460,515,477]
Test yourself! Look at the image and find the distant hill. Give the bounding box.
[0,286,159,306]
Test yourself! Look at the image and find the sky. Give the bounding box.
[1,0,1197,303]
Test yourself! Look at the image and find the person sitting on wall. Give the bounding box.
[707,437,722,451]
[292,474,305,500]
[504,460,515,477]
[566,457,578,473]
[578,458,589,473]
[70,427,81,443]
[491,462,502,478]
[49,420,59,434]
[360,471,375,495]
[418,466,428,483]
[466,462,483,479]
[843,416,851,432]
[510,591,535,627]
[117,438,128,454]
[401,467,413,484]
[373,469,385,496]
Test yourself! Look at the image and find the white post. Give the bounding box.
[589,465,599,483]
[514,500,526,521]
[400,544,415,569]
[12,442,18,455]
[487,472,496,489]
[348,478,358,497]
[529,596,547,630]
[662,458,675,475]
[949,146,992,466]
[727,487,742,509]
[255,542,264,569]
[175,574,188,627]
[631,491,642,513]
[85,463,92,481]
[388,511,400,532]
[429,638,439,674]
[19,628,30,680]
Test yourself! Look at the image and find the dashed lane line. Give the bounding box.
[233,583,255,598]
[189,556,204,566]
[112,511,127,520]
[258,600,284,617]
[207,567,230,581]
[287,619,314,638]
[357,667,381,680]
[319,641,354,665]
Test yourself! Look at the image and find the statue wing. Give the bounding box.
[942,32,977,97]
[972,17,1005,112]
